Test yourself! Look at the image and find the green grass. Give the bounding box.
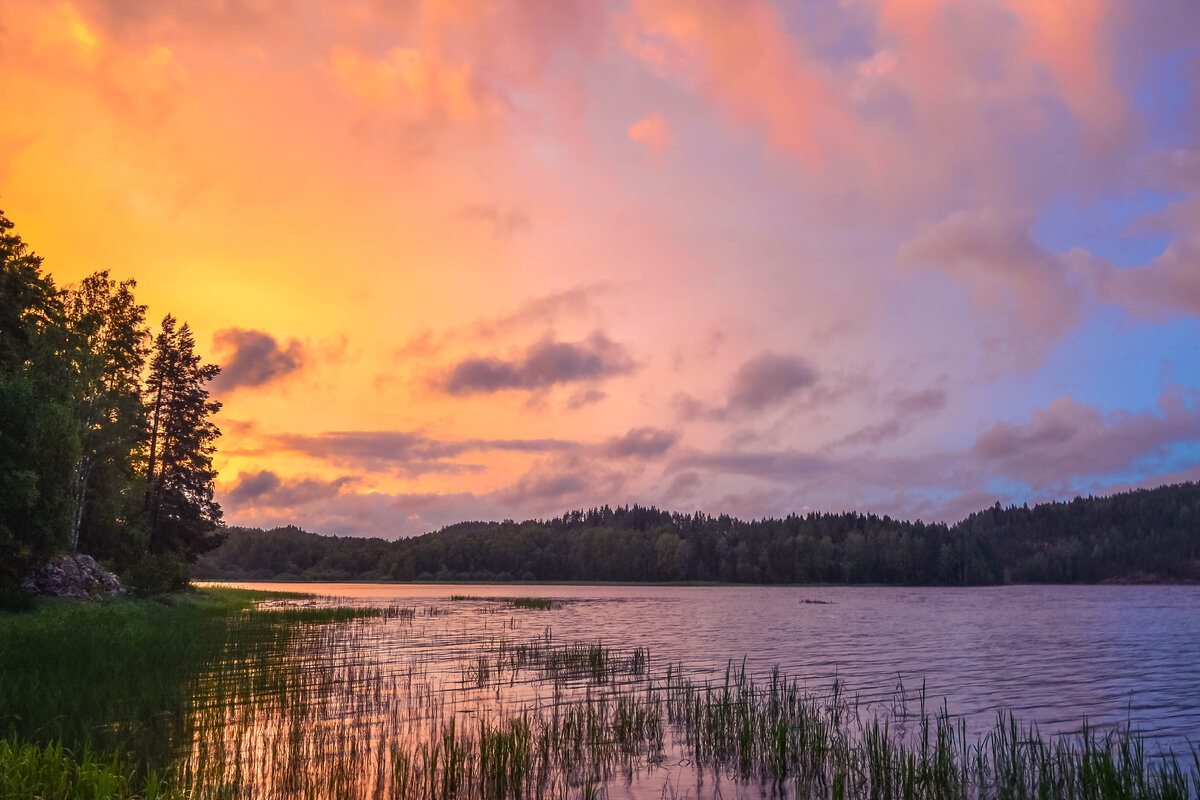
[0,585,351,798]
[0,736,184,800]
[0,588,263,758]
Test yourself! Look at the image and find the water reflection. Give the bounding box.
[184,584,1200,798]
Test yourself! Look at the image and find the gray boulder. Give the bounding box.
[21,554,124,600]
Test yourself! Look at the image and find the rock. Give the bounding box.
[20,554,124,600]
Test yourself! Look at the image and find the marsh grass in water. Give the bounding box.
[0,587,414,797]
[178,603,1200,799]
[384,656,1200,800]
[0,588,291,762]
[508,598,557,611]
[4,590,1199,799]
[449,596,562,611]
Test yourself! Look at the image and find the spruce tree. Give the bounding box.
[145,315,224,561]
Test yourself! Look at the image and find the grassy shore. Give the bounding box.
[0,586,360,799]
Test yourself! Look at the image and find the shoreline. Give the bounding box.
[195,577,1200,587]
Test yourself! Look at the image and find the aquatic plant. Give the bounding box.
[508,598,557,611]
[447,596,560,611]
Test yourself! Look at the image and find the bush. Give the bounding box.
[123,553,190,597]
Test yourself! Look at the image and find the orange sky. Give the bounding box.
[3,0,1200,537]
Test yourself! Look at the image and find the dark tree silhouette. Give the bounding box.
[197,484,1200,586]
[145,315,225,560]
[0,212,78,589]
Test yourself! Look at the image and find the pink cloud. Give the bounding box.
[622,0,861,168]
[1003,0,1129,154]
[628,113,671,153]
[1088,239,1200,321]
[329,45,495,125]
[900,209,1088,348]
[6,0,1199,542]
[668,388,1200,521]
[873,0,1129,154]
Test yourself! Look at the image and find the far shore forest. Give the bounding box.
[199,482,1200,586]
[3,208,1199,597]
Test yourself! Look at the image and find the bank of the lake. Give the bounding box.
[0,586,366,799]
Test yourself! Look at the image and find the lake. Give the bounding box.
[197,582,1200,798]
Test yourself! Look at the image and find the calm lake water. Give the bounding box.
[215,582,1200,749]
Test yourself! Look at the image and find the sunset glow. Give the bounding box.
[3,0,1199,537]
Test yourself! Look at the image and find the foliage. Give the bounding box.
[958,484,1200,583]
[0,211,79,587]
[197,483,1200,586]
[196,507,999,585]
[64,271,151,558]
[123,552,193,597]
[0,211,222,594]
[144,315,223,561]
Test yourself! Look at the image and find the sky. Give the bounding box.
[2,0,1200,538]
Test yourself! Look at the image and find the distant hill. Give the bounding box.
[195,482,1200,585]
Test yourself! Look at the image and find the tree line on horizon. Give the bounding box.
[0,211,224,595]
[196,482,1200,585]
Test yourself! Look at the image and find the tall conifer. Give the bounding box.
[145,315,224,559]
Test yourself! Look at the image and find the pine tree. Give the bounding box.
[145,315,224,560]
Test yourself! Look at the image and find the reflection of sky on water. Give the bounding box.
[209,583,1200,744]
[192,582,1200,797]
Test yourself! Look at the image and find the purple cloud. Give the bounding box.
[225,470,354,508]
[900,209,1088,347]
[725,352,818,413]
[836,388,948,448]
[673,449,832,480]
[211,328,306,393]
[271,431,574,476]
[970,390,1200,490]
[598,427,678,459]
[438,331,635,395]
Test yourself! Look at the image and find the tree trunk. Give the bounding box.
[144,370,167,545]
[69,458,92,552]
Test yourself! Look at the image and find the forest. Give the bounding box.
[0,211,224,596]
[196,482,1200,585]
